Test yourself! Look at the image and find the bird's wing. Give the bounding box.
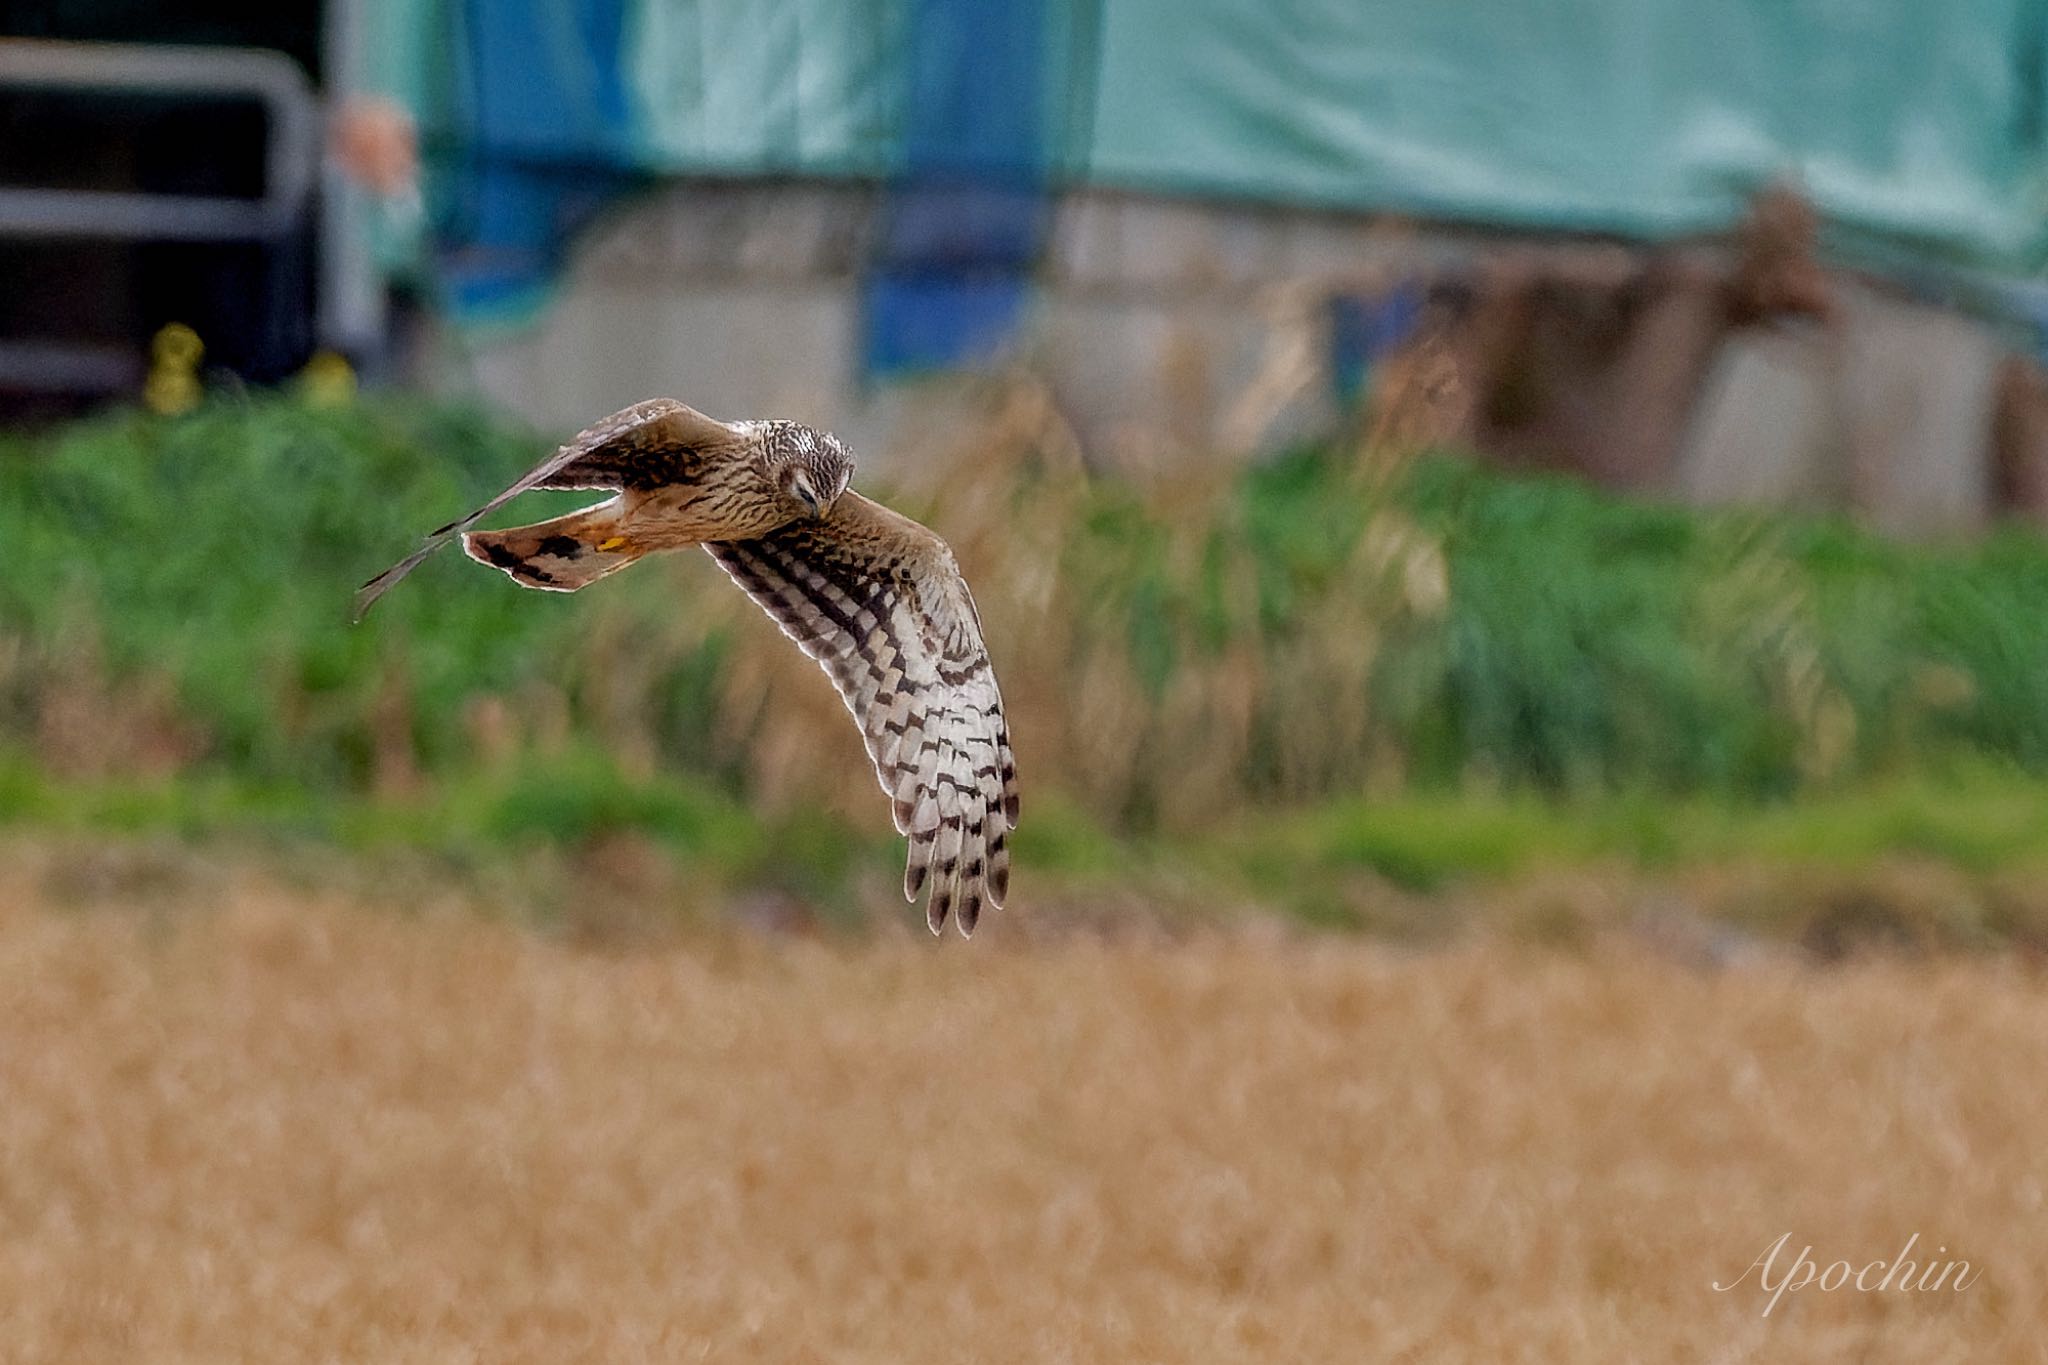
[353,398,743,620]
[705,491,1019,936]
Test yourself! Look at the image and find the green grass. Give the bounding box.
[13,752,2048,954]
[1227,764,2048,892]
[10,391,2048,925]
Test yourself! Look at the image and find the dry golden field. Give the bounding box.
[2,843,2044,1363]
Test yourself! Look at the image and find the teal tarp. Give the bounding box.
[363,0,2048,275]
[1086,0,2048,269]
[623,1,904,174]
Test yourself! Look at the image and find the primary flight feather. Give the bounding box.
[355,399,1018,935]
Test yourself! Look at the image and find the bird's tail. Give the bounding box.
[461,498,643,593]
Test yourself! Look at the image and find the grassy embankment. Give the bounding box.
[9,391,2048,943]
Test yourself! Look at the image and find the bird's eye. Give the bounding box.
[790,475,819,512]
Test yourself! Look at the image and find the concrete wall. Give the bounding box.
[434,181,2028,534]
[431,183,1415,477]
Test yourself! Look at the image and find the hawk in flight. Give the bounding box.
[355,399,1018,936]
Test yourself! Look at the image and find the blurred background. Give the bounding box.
[5,5,2048,1358]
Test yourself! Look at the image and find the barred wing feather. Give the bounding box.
[705,492,1018,935]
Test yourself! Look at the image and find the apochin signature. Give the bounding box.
[1714,1233,1981,1316]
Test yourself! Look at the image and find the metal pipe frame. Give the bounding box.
[0,37,318,241]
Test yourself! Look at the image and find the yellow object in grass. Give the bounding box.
[144,323,203,416]
[298,350,358,407]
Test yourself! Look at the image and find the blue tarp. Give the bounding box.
[365,0,2048,349]
[862,0,1057,375]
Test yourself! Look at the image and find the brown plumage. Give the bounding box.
[354,398,1017,936]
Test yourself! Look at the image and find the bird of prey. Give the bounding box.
[354,398,1018,935]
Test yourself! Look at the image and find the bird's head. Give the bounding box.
[769,422,855,521]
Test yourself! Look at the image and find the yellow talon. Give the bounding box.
[597,537,626,551]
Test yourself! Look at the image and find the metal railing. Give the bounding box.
[0,38,322,395]
[0,37,318,240]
